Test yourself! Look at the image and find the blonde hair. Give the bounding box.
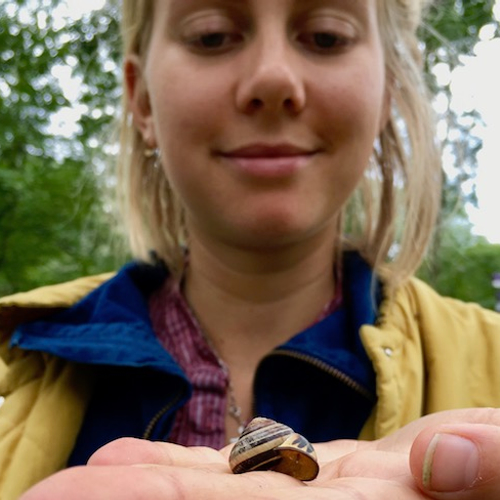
[118,0,186,274]
[117,0,441,289]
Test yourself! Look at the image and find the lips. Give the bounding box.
[221,143,315,159]
[218,143,318,179]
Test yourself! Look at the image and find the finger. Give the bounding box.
[315,408,500,466]
[19,464,301,500]
[20,466,172,500]
[318,449,411,483]
[410,423,500,499]
[375,407,500,454]
[241,477,426,500]
[312,439,366,464]
[88,438,228,470]
[19,465,432,500]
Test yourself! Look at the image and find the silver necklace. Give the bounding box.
[182,282,247,442]
[201,331,247,442]
[227,378,247,442]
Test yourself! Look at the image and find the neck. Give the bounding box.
[183,227,338,365]
[182,226,339,432]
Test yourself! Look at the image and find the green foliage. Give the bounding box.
[423,0,498,55]
[418,226,500,309]
[1,0,499,308]
[0,0,124,295]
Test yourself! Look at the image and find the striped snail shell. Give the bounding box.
[229,417,319,481]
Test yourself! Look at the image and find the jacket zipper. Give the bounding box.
[145,351,373,439]
[260,349,375,402]
[142,389,185,440]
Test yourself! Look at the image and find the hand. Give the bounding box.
[319,408,500,499]
[17,440,422,500]
[19,408,500,500]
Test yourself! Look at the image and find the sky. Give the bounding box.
[449,19,500,243]
[55,0,106,20]
[53,0,500,243]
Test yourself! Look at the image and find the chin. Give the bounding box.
[228,218,326,251]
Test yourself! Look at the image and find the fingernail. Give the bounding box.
[422,433,480,492]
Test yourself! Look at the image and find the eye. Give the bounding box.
[313,33,343,49]
[187,31,243,52]
[298,32,351,53]
[199,32,230,48]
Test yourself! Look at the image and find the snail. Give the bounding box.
[228,417,319,481]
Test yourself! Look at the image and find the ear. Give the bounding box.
[124,54,157,148]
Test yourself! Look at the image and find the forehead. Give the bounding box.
[154,0,373,19]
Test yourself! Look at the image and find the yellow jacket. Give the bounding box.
[1,273,500,499]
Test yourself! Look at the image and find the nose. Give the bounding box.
[235,34,306,116]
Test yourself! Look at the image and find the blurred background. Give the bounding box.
[1,0,500,309]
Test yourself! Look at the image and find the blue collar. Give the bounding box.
[11,252,379,388]
[11,261,185,378]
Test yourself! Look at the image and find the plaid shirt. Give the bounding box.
[149,276,342,448]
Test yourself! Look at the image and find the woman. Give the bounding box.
[2,0,500,498]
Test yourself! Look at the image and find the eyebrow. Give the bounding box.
[166,0,372,26]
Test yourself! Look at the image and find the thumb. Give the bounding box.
[410,423,500,499]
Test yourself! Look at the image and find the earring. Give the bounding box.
[144,147,161,169]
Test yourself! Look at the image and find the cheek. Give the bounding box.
[148,65,235,203]
[325,87,384,145]
[148,77,220,204]
[310,66,386,201]
[150,62,229,150]
[313,54,387,143]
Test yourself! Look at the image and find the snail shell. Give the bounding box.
[229,417,319,481]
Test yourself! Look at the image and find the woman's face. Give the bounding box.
[127,0,389,251]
